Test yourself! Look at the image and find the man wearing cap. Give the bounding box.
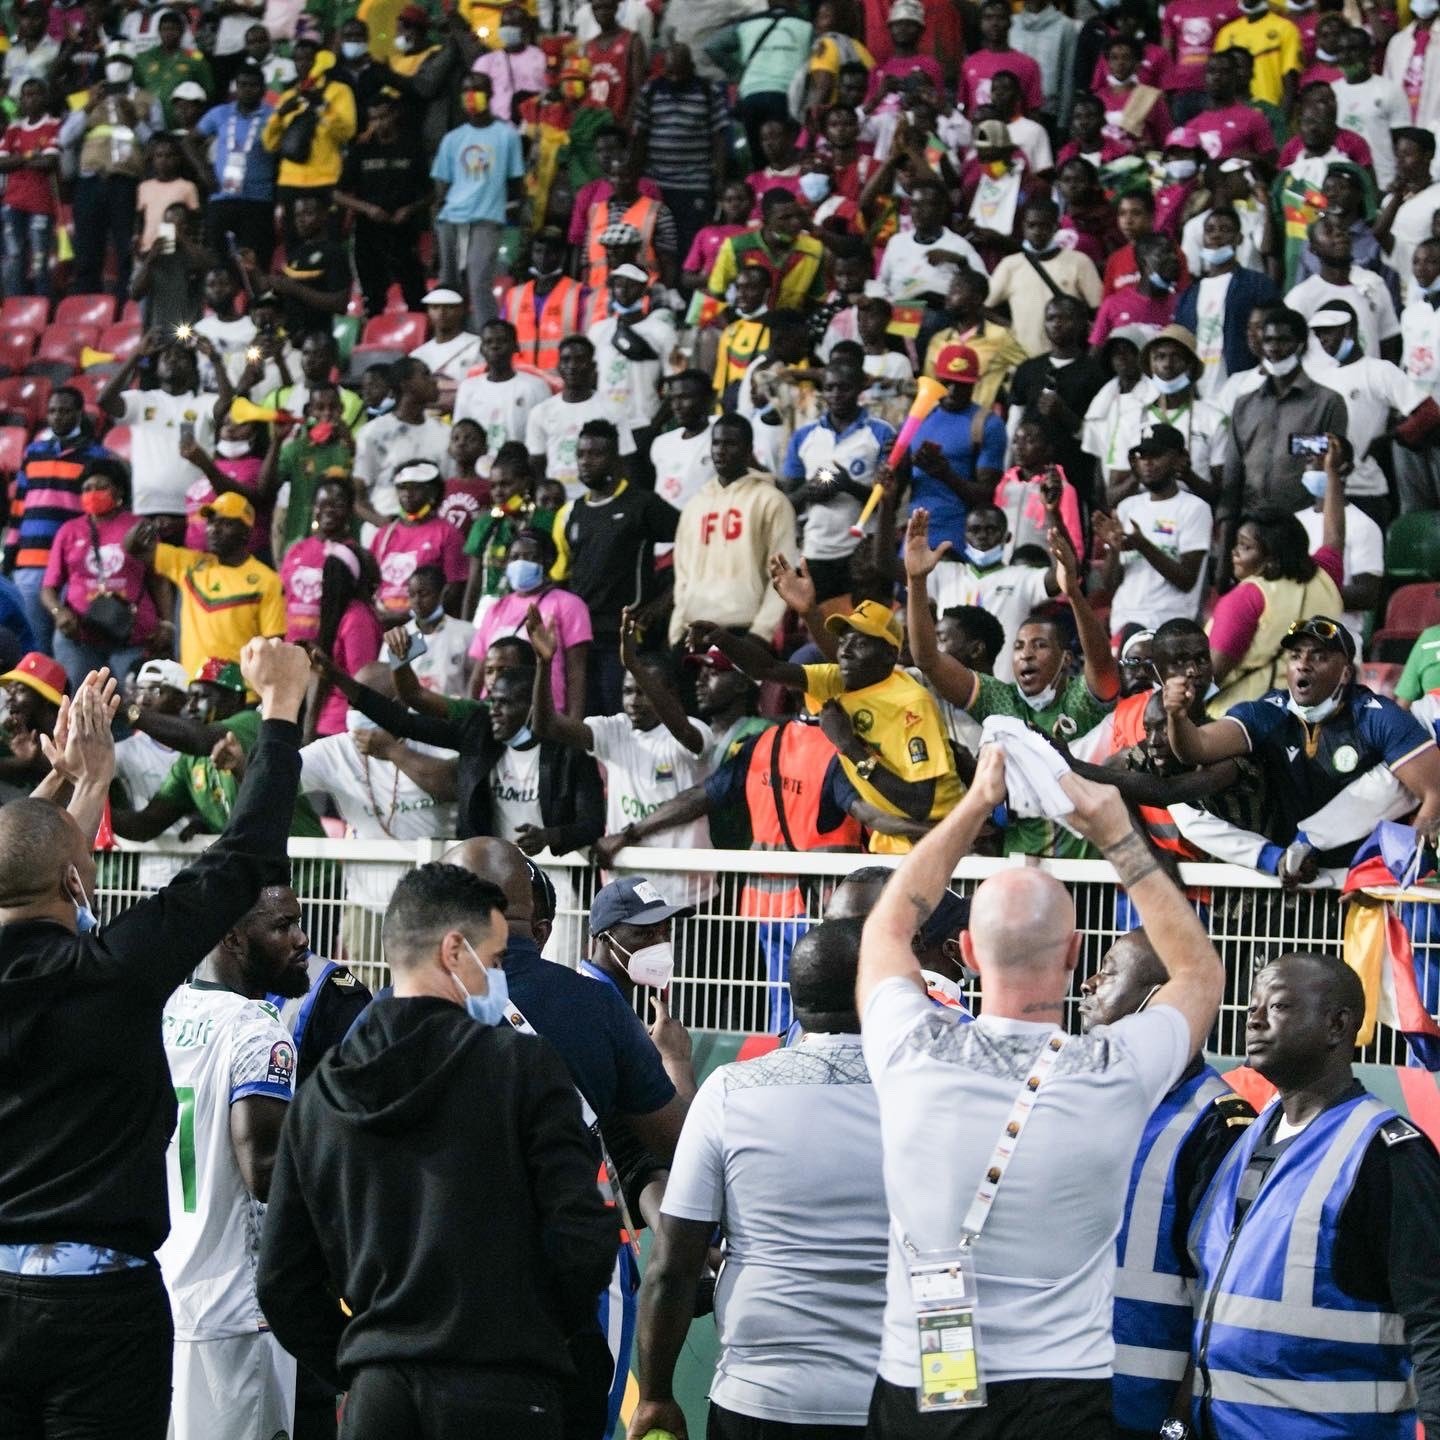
[413,288,484,399]
[370,460,467,615]
[0,651,66,797]
[432,71,524,332]
[1167,616,1440,864]
[58,41,163,296]
[130,492,286,677]
[1104,326,1227,501]
[1095,424,1213,643]
[112,655,326,843]
[585,875,693,1014]
[111,658,193,890]
[897,342,1008,556]
[134,9,212,126]
[959,119,1046,273]
[333,83,429,318]
[691,600,962,851]
[1288,216,1402,364]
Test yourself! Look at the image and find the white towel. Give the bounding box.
[979,715,1077,824]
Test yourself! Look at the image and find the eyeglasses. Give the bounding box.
[1286,618,1343,642]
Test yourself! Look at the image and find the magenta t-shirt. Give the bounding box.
[865,54,945,103]
[1161,0,1240,90]
[315,600,385,736]
[1189,103,1277,161]
[440,477,492,536]
[281,535,328,642]
[744,170,803,216]
[1209,548,1344,661]
[183,457,267,554]
[370,516,468,612]
[683,223,748,275]
[1088,288,1179,348]
[468,585,593,714]
[958,50,1043,114]
[42,510,158,643]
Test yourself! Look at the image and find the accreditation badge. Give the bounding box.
[909,1249,986,1413]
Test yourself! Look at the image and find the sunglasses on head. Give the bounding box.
[1286,619,1344,642]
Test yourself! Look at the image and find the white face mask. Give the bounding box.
[1018,674,1061,711]
[1300,468,1329,499]
[1262,353,1300,377]
[498,24,524,45]
[799,171,832,203]
[105,61,131,83]
[1287,682,1346,724]
[216,438,250,458]
[341,39,368,59]
[610,937,675,988]
[1165,159,1198,181]
[1201,244,1235,268]
[965,541,1005,567]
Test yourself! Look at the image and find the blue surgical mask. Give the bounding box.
[1164,159,1197,181]
[69,867,98,934]
[1333,336,1356,362]
[366,398,395,418]
[1201,244,1235,268]
[799,171,832,203]
[506,724,535,748]
[965,541,1005,567]
[340,39,367,59]
[454,939,511,1026]
[505,557,544,593]
[611,298,644,316]
[1300,468,1329,499]
[1147,271,1175,293]
[1152,371,1191,395]
[1021,238,1054,255]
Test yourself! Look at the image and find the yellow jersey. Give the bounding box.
[155,544,287,679]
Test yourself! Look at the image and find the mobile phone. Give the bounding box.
[157,221,176,253]
[1288,433,1328,457]
[178,421,195,447]
[388,630,429,668]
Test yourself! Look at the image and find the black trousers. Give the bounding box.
[710,1400,866,1439]
[0,1263,173,1440]
[341,1363,561,1440]
[866,1376,1115,1440]
[353,218,427,318]
[204,197,277,273]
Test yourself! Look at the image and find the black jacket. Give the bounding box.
[348,683,605,846]
[0,720,300,1258]
[256,996,616,1390]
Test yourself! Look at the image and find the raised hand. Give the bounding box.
[648,989,692,1068]
[1162,674,1195,717]
[968,743,1008,808]
[210,731,247,776]
[240,637,312,719]
[525,603,559,662]
[769,553,816,614]
[1047,524,1080,596]
[903,506,953,579]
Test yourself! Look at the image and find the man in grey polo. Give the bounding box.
[857,748,1224,1439]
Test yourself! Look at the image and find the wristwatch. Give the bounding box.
[125,702,143,727]
[853,751,879,780]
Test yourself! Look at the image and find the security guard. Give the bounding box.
[1079,930,1254,1440]
[1187,952,1440,1440]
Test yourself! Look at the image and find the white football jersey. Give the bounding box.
[159,983,294,1342]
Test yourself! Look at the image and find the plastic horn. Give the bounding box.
[79,346,116,369]
[848,376,949,537]
[230,396,298,426]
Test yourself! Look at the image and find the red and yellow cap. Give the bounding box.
[0,652,67,707]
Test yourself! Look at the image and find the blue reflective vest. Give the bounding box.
[1188,1093,1415,1440]
[1112,1065,1232,1434]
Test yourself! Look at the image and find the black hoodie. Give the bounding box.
[256,995,617,1389]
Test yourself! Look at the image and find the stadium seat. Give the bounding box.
[1358,662,1402,698]
[0,329,38,376]
[0,297,47,332]
[1382,581,1440,636]
[36,324,101,367]
[348,346,406,377]
[0,375,50,429]
[104,425,132,460]
[1386,512,1440,583]
[382,284,408,313]
[97,323,143,363]
[118,299,143,326]
[360,311,427,351]
[0,425,28,475]
[54,293,116,328]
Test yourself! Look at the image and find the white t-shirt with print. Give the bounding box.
[491,741,544,842]
[1109,487,1213,634]
[118,390,217,516]
[1297,503,1384,656]
[651,422,716,557]
[524,392,638,497]
[452,370,554,454]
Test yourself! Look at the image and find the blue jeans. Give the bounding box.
[11,567,52,656]
[1,208,53,298]
[51,631,143,694]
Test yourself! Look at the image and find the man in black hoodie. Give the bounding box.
[256,862,616,1440]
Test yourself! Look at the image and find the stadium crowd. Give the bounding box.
[0,0,1439,1434]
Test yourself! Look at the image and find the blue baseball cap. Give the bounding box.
[589,876,693,935]
[917,888,970,950]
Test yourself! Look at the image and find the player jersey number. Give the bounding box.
[174,1085,197,1214]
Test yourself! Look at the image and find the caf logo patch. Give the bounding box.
[853,709,875,735]
[908,737,929,764]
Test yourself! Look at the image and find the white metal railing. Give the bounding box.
[92,840,1433,1066]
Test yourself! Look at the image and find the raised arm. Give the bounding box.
[526,604,594,749]
[1163,675,1251,766]
[1321,430,1347,559]
[311,652,467,751]
[350,728,459,802]
[622,607,703,755]
[903,508,978,708]
[686,620,807,690]
[1050,524,1119,702]
[769,554,837,661]
[382,629,451,720]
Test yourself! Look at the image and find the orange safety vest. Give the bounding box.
[584,194,660,290]
[739,723,864,919]
[1109,690,1205,864]
[504,276,586,376]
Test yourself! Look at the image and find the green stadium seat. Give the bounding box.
[1385,513,1440,583]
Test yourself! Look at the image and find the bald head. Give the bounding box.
[962,870,1078,1011]
[1269,951,1365,1025]
[0,799,89,912]
[825,866,894,920]
[791,916,864,1032]
[442,837,534,933]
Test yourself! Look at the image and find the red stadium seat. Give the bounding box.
[383,284,408,313]
[360,311,427,351]
[104,425,132,460]
[97,323,143,363]
[0,425,27,475]
[0,297,47,332]
[118,299,143,326]
[54,293,116,328]
[0,329,38,375]
[67,372,108,407]
[1358,662,1402,698]
[36,325,101,366]
[0,375,50,429]
[1383,582,1440,636]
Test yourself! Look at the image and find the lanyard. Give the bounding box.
[905,1030,1070,1254]
[224,109,263,162]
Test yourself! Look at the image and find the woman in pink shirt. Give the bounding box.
[369,462,468,616]
[993,420,1083,560]
[306,542,385,738]
[681,180,755,289]
[41,459,160,688]
[180,420,270,557]
[282,479,359,643]
[745,117,805,216]
[467,528,592,720]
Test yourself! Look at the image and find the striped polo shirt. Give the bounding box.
[7,434,110,572]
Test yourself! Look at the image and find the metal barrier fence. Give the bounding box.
[94,839,1438,1066]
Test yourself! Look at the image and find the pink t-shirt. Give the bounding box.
[683,222,748,275]
[183,458,268,555]
[42,510,158,643]
[1161,0,1240,90]
[865,53,945,103]
[992,469,1084,560]
[371,516,467,612]
[958,49,1044,114]
[467,585,593,714]
[471,44,547,121]
[745,169,803,216]
[315,600,385,736]
[136,177,201,250]
[1189,103,1277,161]
[1098,82,1173,153]
[1089,42,1169,91]
[1276,130,1373,171]
[440,477,492,535]
[1088,287,1179,347]
[281,535,328,642]
[1208,547,1344,660]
